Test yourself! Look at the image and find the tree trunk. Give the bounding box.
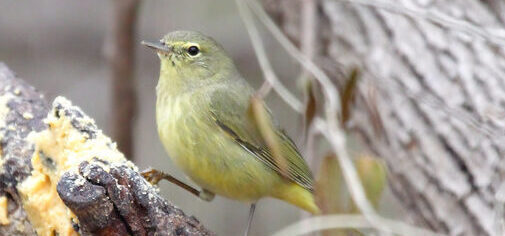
[264,0,505,235]
[0,63,212,236]
[105,0,139,160]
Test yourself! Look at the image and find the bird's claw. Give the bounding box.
[141,168,214,201]
[141,168,164,185]
[199,189,215,202]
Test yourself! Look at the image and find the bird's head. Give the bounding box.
[142,31,236,88]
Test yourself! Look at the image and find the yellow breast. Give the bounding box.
[155,88,319,213]
[155,92,278,201]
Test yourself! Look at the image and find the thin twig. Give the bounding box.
[313,118,390,234]
[245,0,341,116]
[300,0,318,78]
[236,0,304,112]
[303,120,320,170]
[256,81,273,98]
[299,0,318,150]
[250,96,289,177]
[272,214,445,236]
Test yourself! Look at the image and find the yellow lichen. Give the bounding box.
[18,97,133,236]
[0,196,9,225]
[18,155,77,236]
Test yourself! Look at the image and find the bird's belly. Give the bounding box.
[179,146,280,202]
[157,101,281,201]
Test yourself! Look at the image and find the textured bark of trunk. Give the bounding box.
[263,0,505,235]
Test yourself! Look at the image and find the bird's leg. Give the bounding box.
[141,168,205,199]
[244,203,256,236]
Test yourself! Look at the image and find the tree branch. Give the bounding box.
[0,62,213,236]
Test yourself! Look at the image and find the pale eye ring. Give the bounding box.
[187,46,200,56]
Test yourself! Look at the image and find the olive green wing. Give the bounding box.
[209,88,314,191]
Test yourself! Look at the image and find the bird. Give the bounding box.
[141,31,319,235]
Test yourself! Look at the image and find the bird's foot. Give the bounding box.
[198,189,215,202]
[141,168,164,185]
[140,168,207,200]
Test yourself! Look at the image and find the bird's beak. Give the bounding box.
[141,40,170,52]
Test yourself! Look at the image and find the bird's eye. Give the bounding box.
[187,46,200,56]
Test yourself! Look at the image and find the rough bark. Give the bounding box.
[264,0,505,235]
[0,63,46,236]
[0,63,212,235]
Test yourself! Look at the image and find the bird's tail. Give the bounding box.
[272,183,320,214]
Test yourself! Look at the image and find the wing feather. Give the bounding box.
[209,88,313,191]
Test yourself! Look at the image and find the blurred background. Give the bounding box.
[5,0,499,235]
[0,1,317,235]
